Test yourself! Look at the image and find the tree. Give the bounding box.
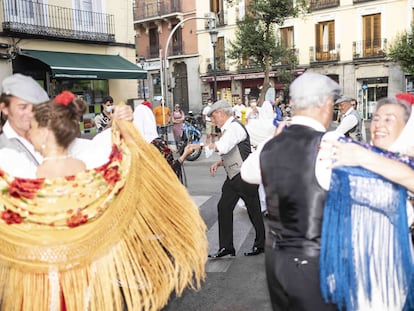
[226,0,308,104]
[388,24,414,75]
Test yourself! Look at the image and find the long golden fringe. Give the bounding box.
[0,121,207,310]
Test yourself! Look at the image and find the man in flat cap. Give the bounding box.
[335,96,363,141]
[0,73,134,174]
[205,99,265,258]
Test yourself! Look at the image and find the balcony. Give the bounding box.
[0,0,115,42]
[148,45,160,59]
[353,39,387,59]
[309,0,340,11]
[353,0,376,3]
[133,0,181,21]
[309,44,340,63]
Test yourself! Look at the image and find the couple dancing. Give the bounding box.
[0,74,207,310]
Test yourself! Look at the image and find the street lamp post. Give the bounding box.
[209,30,218,102]
[139,56,147,100]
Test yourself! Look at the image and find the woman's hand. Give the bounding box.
[322,139,369,168]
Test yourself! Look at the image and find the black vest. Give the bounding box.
[260,125,326,247]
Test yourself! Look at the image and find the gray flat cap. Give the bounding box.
[2,73,49,104]
[207,99,231,117]
[335,96,353,105]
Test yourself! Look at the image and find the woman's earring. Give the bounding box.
[41,144,46,149]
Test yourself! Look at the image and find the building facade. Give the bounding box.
[0,0,144,133]
[197,0,414,120]
[133,0,199,113]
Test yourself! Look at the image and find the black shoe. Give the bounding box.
[244,247,264,256]
[208,248,236,258]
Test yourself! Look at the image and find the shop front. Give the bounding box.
[12,49,146,133]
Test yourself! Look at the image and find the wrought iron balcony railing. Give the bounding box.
[309,44,340,62]
[353,38,387,59]
[0,0,115,42]
[133,0,181,20]
[148,45,160,59]
[309,0,340,11]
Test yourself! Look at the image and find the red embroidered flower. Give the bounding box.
[109,145,123,162]
[102,166,121,185]
[9,178,44,200]
[1,209,23,224]
[66,209,88,228]
[54,91,75,106]
[396,93,414,105]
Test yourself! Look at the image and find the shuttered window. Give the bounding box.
[280,27,294,49]
[315,20,335,60]
[363,13,381,56]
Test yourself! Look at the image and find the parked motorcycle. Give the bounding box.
[177,112,202,161]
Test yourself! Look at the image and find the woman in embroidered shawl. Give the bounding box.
[29,91,86,178]
[0,92,207,310]
[320,94,414,311]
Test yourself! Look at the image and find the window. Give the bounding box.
[362,13,381,57]
[216,37,225,70]
[5,0,35,21]
[172,24,182,55]
[210,0,225,26]
[280,27,294,49]
[315,20,335,61]
[74,0,104,30]
[149,28,159,58]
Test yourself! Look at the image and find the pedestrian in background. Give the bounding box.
[334,96,363,141]
[202,98,216,144]
[233,98,246,120]
[205,100,265,258]
[153,99,170,138]
[171,103,185,147]
[95,95,113,132]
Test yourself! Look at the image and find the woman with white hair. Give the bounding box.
[320,94,414,311]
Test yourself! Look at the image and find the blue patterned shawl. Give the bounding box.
[320,139,414,311]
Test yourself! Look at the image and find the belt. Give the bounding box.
[268,229,320,257]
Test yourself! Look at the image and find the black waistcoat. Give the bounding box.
[260,125,326,247]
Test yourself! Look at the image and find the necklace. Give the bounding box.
[42,155,70,161]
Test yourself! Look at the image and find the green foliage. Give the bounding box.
[227,0,307,84]
[388,25,414,75]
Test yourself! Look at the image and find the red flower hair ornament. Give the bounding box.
[396,92,414,106]
[54,91,75,106]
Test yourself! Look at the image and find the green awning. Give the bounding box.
[21,49,147,80]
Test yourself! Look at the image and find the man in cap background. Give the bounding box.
[335,96,363,141]
[0,73,134,172]
[205,99,265,258]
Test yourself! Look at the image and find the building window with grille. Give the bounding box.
[315,20,335,61]
[280,27,294,49]
[362,13,382,57]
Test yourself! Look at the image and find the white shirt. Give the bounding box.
[233,104,246,119]
[2,121,42,163]
[202,105,212,122]
[240,116,341,190]
[1,120,114,175]
[215,116,247,155]
[335,107,358,135]
[133,104,159,143]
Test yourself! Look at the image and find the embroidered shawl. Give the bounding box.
[0,121,207,311]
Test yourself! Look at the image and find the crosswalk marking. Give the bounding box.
[191,195,254,273]
[205,207,253,272]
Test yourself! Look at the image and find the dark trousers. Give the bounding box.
[265,239,338,311]
[217,174,265,250]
